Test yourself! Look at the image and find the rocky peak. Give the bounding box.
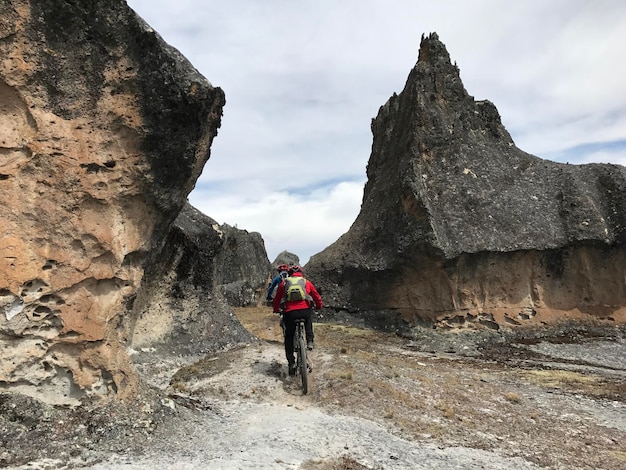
[307,33,626,330]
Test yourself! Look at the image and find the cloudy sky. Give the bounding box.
[126,0,626,264]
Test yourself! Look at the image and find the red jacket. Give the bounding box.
[273,272,323,313]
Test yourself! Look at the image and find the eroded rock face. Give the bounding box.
[130,202,260,356]
[0,0,224,404]
[306,33,626,330]
[213,220,271,307]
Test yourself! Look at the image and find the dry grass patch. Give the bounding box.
[523,369,598,385]
[170,351,240,391]
[301,454,380,470]
[435,402,456,419]
[351,350,378,362]
[324,367,354,381]
[315,323,383,352]
[234,306,281,341]
[233,307,383,351]
[517,368,626,401]
[364,379,420,405]
[504,391,521,403]
[610,451,626,463]
[316,323,376,338]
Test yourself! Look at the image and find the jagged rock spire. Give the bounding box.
[307,33,626,329]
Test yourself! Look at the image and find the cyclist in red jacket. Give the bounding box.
[273,265,322,376]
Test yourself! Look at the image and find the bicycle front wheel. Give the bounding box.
[297,330,308,394]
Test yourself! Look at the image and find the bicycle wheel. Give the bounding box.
[297,325,308,394]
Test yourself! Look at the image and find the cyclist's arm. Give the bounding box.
[307,282,323,310]
[272,282,285,313]
[266,276,279,300]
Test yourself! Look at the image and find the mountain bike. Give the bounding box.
[293,318,311,394]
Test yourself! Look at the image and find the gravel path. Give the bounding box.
[7,318,625,470]
[82,378,540,470]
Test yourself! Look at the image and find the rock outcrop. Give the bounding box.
[271,251,300,270]
[130,202,262,356]
[0,0,225,404]
[213,220,271,307]
[306,33,626,330]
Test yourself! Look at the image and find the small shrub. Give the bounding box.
[435,402,455,419]
[324,368,353,380]
[505,392,521,403]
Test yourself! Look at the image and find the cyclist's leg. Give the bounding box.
[294,307,313,347]
[304,308,314,345]
[283,313,297,366]
[290,308,313,350]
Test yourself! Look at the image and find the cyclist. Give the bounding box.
[265,264,289,303]
[272,265,322,376]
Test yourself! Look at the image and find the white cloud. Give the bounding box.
[190,180,364,265]
[127,0,626,261]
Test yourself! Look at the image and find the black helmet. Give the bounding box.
[288,265,302,275]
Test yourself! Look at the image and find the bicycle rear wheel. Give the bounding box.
[297,326,308,394]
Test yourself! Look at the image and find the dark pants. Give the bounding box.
[283,307,313,365]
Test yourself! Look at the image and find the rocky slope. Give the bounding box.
[306,33,626,330]
[0,0,225,404]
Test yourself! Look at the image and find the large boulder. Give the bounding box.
[213,220,271,307]
[0,0,224,404]
[306,33,626,331]
[271,251,300,269]
[129,202,259,356]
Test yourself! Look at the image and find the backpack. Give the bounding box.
[283,276,308,302]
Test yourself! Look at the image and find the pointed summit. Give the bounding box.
[307,34,626,329]
[417,32,453,67]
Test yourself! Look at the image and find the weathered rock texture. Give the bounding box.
[130,202,266,355]
[0,0,225,404]
[213,218,271,307]
[306,33,626,330]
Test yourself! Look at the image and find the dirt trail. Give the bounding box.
[10,307,626,470]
